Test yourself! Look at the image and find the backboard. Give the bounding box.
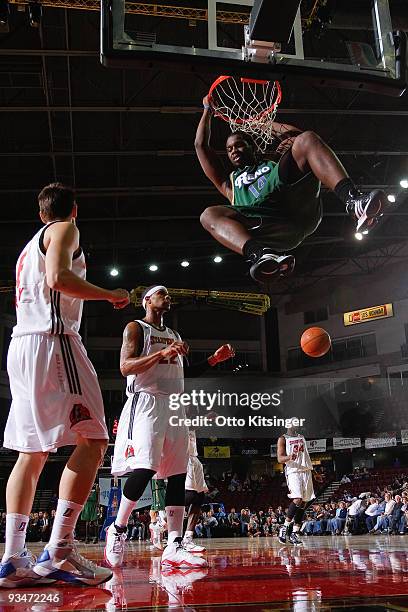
[101,0,407,96]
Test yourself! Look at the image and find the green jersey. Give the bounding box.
[230,159,283,215]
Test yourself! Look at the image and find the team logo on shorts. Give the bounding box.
[125,445,135,459]
[70,403,92,428]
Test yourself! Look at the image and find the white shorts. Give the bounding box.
[185,456,208,493]
[5,334,109,453]
[286,470,315,502]
[111,392,189,479]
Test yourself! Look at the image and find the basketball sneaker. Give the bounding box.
[289,532,303,546]
[249,250,295,282]
[33,540,113,586]
[346,189,387,233]
[278,525,287,545]
[182,535,206,553]
[161,538,208,569]
[104,523,127,567]
[0,548,56,588]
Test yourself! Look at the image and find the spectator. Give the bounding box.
[240,509,250,536]
[371,493,395,534]
[129,511,145,540]
[228,507,241,536]
[248,515,261,537]
[389,495,403,535]
[365,497,379,532]
[41,511,50,542]
[346,498,367,534]
[340,474,351,484]
[331,501,347,535]
[263,516,274,536]
[203,510,218,537]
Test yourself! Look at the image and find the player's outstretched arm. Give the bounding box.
[120,322,187,377]
[45,221,129,308]
[277,435,292,464]
[195,96,232,201]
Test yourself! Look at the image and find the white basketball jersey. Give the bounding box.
[126,320,184,396]
[13,222,85,338]
[284,434,312,474]
[188,430,198,457]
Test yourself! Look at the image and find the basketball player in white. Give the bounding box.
[277,419,315,545]
[105,285,233,568]
[0,183,130,588]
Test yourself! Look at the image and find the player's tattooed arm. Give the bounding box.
[277,435,292,464]
[195,95,232,201]
[120,322,187,376]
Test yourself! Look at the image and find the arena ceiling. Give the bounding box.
[1,0,408,299]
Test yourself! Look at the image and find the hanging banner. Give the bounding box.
[365,434,397,449]
[306,439,327,453]
[204,446,231,459]
[343,303,393,326]
[333,437,362,450]
[401,430,408,445]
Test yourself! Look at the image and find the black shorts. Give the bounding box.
[234,171,322,252]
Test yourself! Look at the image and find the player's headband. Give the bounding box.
[142,285,168,310]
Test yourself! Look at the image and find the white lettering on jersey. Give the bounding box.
[234,166,270,189]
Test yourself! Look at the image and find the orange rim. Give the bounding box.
[208,75,282,124]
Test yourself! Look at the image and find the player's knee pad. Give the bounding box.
[165,473,186,506]
[185,489,204,511]
[123,468,155,502]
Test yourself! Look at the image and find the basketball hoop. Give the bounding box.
[208,75,282,153]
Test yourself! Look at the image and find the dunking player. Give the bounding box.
[196,96,387,282]
[105,285,234,568]
[277,420,315,545]
[0,183,129,588]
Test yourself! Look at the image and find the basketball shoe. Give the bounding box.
[182,534,206,553]
[161,538,208,568]
[278,524,287,545]
[0,548,56,588]
[104,523,127,567]
[346,189,387,233]
[249,250,295,282]
[33,540,112,586]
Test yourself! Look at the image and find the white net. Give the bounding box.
[209,76,281,153]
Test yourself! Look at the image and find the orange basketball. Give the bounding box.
[300,327,331,358]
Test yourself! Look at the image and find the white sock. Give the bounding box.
[2,513,29,561]
[184,530,194,540]
[115,494,137,528]
[49,499,82,544]
[166,506,184,545]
